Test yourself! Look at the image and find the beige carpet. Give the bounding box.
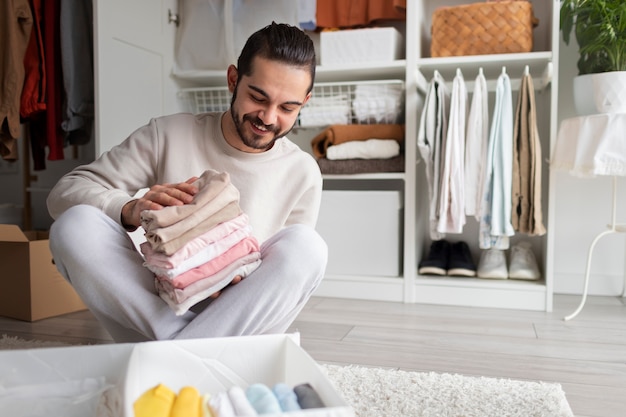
[0,335,574,417]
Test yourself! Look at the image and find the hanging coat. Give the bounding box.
[512,71,546,236]
[437,68,467,234]
[417,70,449,241]
[464,69,488,219]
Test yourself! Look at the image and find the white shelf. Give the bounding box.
[413,277,549,311]
[323,173,405,181]
[172,60,406,85]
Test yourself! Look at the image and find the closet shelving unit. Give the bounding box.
[174,0,559,311]
[94,0,558,311]
[405,0,560,311]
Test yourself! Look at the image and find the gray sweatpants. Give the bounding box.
[49,205,328,343]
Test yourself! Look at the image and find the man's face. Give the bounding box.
[227,57,311,152]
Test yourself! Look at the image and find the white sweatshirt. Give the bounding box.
[47,112,323,243]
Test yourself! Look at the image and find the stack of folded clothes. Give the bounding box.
[140,169,261,316]
[299,93,351,127]
[311,124,405,174]
[352,83,404,124]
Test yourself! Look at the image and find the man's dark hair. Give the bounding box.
[237,22,316,94]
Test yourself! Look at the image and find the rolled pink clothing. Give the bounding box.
[140,170,231,230]
[140,213,250,267]
[144,225,253,278]
[162,236,260,289]
[146,201,242,255]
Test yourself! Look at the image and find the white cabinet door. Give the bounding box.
[93,0,178,155]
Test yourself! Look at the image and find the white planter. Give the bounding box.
[573,71,626,115]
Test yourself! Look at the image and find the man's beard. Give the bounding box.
[230,89,297,150]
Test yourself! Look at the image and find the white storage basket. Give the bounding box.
[180,79,404,127]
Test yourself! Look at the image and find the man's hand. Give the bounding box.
[121,177,199,228]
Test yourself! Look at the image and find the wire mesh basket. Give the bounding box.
[181,79,405,127]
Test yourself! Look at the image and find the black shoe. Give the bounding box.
[418,240,450,276]
[447,241,477,277]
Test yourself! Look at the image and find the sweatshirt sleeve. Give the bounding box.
[46,118,162,225]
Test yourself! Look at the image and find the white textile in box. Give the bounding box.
[320,27,404,66]
[123,333,352,416]
[317,190,402,276]
[0,333,352,417]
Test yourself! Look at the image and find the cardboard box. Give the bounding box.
[0,333,353,417]
[316,190,403,277]
[0,224,86,321]
[320,27,404,66]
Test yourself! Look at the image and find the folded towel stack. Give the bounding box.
[352,83,404,124]
[140,169,261,315]
[311,124,404,159]
[299,94,351,127]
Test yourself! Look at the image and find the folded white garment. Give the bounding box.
[299,94,351,126]
[353,83,403,123]
[326,138,400,160]
[299,105,350,126]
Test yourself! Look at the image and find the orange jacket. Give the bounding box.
[316,0,406,29]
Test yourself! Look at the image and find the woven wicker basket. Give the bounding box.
[430,1,538,57]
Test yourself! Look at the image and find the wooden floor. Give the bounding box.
[1,294,624,417]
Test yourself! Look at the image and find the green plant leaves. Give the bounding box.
[560,0,626,74]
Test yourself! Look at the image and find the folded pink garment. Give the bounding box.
[144,227,252,279]
[146,202,242,256]
[162,236,260,289]
[144,225,253,278]
[140,170,231,230]
[157,260,261,316]
[140,213,250,267]
[156,252,261,303]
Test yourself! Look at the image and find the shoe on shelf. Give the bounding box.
[509,241,541,280]
[418,240,450,276]
[447,241,477,277]
[477,248,508,279]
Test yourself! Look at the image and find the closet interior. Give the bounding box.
[164,0,559,311]
[5,0,559,312]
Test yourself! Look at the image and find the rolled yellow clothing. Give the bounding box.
[170,386,202,417]
[311,124,404,158]
[134,383,176,417]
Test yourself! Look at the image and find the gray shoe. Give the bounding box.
[477,249,508,279]
[509,241,541,280]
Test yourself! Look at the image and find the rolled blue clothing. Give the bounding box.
[272,383,301,411]
[294,383,325,409]
[245,383,282,414]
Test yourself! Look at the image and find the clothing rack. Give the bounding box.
[415,61,553,94]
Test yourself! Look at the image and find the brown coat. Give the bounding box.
[0,0,32,160]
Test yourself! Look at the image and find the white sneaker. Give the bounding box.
[477,249,508,279]
[509,241,541,280]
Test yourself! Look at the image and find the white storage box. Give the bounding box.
[0,333,353,417]
[316,190,403,277]
[320,27,404,66]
